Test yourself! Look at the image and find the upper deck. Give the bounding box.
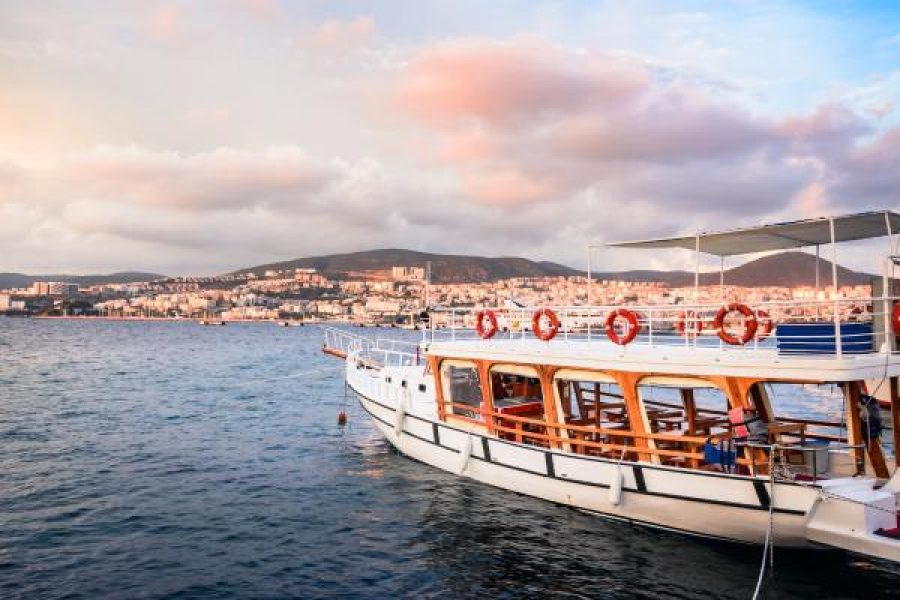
[421,296,900,382]
[424,210,900,384]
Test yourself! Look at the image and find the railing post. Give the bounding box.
[647,308,653,346]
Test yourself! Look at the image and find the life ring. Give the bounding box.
[605,308,639,345]
[713,303,758,345]
[531,308,560,341]
[675,310,704,338]
[892,303,900,335]
[475,309,499,339]
[756,309,774,340]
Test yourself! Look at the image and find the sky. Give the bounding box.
[1,0,899,276]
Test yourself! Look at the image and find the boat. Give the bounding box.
[323,210,900,562]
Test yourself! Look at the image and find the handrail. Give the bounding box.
[421,296,900,358]
[443,406,769,467]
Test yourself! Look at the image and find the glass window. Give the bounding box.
[441,362,483,419]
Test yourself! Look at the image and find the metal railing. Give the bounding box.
[421,296,899,357]
[322,326,421,368]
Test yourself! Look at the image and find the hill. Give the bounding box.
[591,252,870,287]
[232,249,871,288]
[0,271,166,290]
[229,249,581,284]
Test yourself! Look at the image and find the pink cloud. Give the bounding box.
[65,145,334,211]
[776,103,869,146]
[146,6,187,47]
[233,0,281,19]
[311,16,376,52]
[548,89,771,163]
[398,36,648,125]
[462,167,556,204]
[435,129,497,163]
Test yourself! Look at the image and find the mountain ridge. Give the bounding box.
[230,249,872,287]
[0,272,166,290]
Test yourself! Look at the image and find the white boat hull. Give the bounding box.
[348,362,819,547]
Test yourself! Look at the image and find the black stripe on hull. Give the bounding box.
[352,387,807,516]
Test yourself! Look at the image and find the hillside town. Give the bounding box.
[0,263,874,327]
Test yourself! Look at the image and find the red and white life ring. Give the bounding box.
[713,303,758,345]
[756,309,774,340]
[531,308,560,341]
[675,310,704,338]
[605,308,640,346]
[475,309,499,339]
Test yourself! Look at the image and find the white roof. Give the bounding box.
[607,210,900,257]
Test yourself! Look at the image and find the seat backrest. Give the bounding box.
[728,407,749,438]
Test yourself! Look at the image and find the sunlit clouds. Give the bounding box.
[1,1,899,274]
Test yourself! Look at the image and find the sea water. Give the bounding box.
[1,318,899,599]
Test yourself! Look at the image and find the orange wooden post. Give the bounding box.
[849,381,889,478]
[478,360,496,436]
[429,355,447,422]
[616,372,651,462]
[844,382,865,475]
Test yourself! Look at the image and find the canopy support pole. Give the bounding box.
[830,217,842,356]
[884,212,895,352]
[815,245,821,294]
[719,256,725,301]
[586,245,592,340]
[694,233,700,303]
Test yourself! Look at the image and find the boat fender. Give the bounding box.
[393,398,405,436]
[456,435,473,475]
[609,466,624,506]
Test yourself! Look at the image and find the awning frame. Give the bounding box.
[585,210,899,353]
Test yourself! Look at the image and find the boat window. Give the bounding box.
[637,379,730,437]
[490,364,548,447]
[440,361,483,419]
[551,370,631,456]
[754,382,848,446]
[554,377,626,426]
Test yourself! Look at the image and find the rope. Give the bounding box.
[752,447,777,600]
[220,365,342,389]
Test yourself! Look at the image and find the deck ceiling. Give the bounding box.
[607,210,900,257]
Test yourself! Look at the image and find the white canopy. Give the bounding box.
[607,210,900,257]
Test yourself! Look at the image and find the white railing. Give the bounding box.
[420,296,899,358]
[322,325,421,368]
[322,325,369,356]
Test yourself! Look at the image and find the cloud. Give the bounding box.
[146,6,187,47]
[311,16,377,52]
[61,145,334,211]
[398,36,648,125]
[392,34,900,229]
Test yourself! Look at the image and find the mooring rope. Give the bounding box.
[220,365,343,389]
[752,447,777,600]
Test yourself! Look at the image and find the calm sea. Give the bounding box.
[1,318,899,599]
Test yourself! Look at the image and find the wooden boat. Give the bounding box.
[323,211,900,562]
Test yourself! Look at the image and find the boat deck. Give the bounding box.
[425,338,900,382]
